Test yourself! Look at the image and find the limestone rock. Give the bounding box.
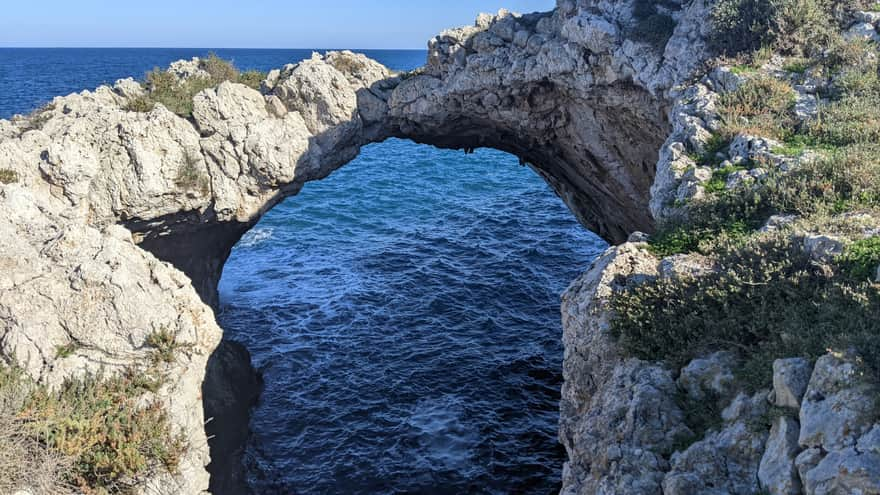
[845,22,880,43]
[759,416,803,495]
[799,353,879,451]
[795,448,824,488]
[803,235,845,263]
[677,352,737,399]
[663,420,768,495]
[802,447,880,495]
[658,253,717,281]
[561,244,690,495]
[772,358,812,409]
[762,214,799,233]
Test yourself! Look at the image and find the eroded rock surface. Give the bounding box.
[3,1,876,494]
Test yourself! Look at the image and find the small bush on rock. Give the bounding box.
[129,54,265,118]
[710,0,870,57]
[613,232,880,390]
[839,236,880,281]
[238,70,267,91]
[651,144,880,256]
[0,366,185,494]
[718,75,797,139]
[0,169,19,184]
[174,157,211,196]
[146,327,192,364]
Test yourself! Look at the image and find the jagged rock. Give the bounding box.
[795,448,824,488]
[855,10,880,25]
[0,185,219,494]
[799,353,879,451]
[802,447,880,495]
[168,57,211,81]
[772,358,812,409]
[677,352,737,399]
[723,390,771,423]
[709,66,744,93]
[561,244,691,495]
[759,416,803,495]
[113,77,145,99]
[761,214,799,233]
[859,425,880,453]
[628,231,651,243]
[845,22,880,42]
[803,235,845,263]
[664,421,768,495]
[0,3,722,491]
[4,2,874,494]
[794,91,819,120]
[728,134,781,165]
[663,391,770,494]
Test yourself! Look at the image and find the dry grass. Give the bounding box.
[0,366,186,494]
[717,75,797,139]
[0,371,74,495]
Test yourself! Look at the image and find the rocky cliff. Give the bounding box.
[1,0,878,493]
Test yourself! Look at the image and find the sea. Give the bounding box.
[0,48,607,494]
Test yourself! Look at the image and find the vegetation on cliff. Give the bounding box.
[0,341,190,494]
[126,53,267,117]
[613,0,880,391]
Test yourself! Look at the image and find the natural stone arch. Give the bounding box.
[132,38,679,308]
[0,2,716,493]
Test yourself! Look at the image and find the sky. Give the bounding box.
[0,1,556,49]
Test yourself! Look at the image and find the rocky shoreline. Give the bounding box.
[1,0,878,493]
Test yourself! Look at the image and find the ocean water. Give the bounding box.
[0,49,606,494]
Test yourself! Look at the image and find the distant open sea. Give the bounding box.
[0,48,606,494]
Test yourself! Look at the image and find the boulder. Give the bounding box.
[799,353,879,451]
[802,447,880,495]
[759,416,803,495]
[771,358,812,409]
[677,352,737,399]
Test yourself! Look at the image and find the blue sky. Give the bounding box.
[0,1,556,49]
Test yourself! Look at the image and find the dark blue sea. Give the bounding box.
[0,48,606,494]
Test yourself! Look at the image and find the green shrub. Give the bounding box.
[145,328,190,364]
[782,57,811,74]
[704,163,749,193]
[710,0,777,56]
[201,52,238,83]
[174,157,210,196]
[631,13,677,47]
[142,68,214,118]
[809,95,880,146]
[709,0,865,57]
[130,54,262,118]
[652,144,880,256]
[238,70,267,91]
[124,95,155,113]
[613,232,880,390]
[55,343,79,359]
[839,236,880,281]
[0,169,19,184]
[718,75,797,139]
[0,366,185,494]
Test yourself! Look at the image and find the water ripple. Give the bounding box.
[219,139,606,494]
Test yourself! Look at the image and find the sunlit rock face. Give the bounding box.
[0,0,722,493]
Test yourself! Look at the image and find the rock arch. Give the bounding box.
[0,2,715,493]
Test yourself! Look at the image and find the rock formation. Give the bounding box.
[1,0,878,494]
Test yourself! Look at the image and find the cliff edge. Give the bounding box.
[0,0,878,493]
